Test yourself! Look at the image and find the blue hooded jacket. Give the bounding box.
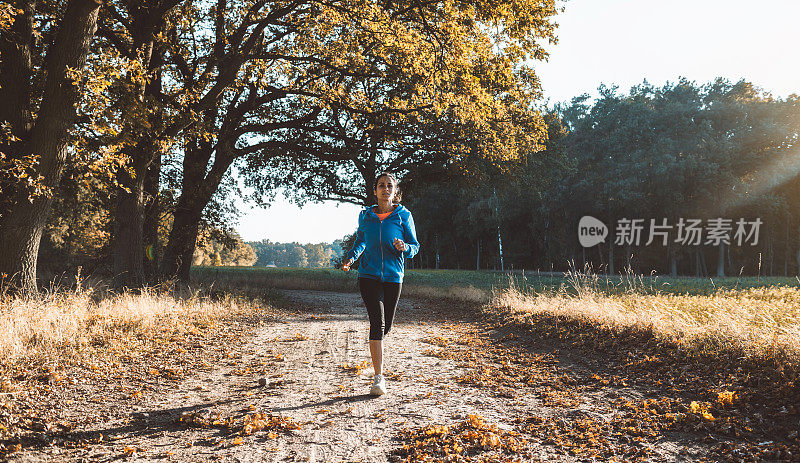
[345,204,420,283]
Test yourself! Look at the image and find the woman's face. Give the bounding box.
[374,176,396,203]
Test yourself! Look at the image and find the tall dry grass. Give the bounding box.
[491,269,800,366]
[0,284,269,368]
[396,284,490,303]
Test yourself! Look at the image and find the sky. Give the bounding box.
[234,0,800,245]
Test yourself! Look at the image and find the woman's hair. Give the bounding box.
[375,171,402,204]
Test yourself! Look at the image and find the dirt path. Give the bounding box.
[5,289,778,462]
[149,289,567,462]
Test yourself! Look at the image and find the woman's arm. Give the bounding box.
[400,212,420,259]
[344,211,367,265]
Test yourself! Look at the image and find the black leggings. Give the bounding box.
[358,277,402,341]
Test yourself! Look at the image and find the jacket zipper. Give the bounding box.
[379,214,384,281]
[375,205,398,281]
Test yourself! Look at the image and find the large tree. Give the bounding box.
[156,0,559,282]
[241,0,558,207]
[158,0,331,282]
[94,0,305,289]
[0,0,103,294]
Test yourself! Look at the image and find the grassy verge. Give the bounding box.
[0,284,282,370]
[478,273,800,461]
[489,272,800,368]
[0,282,288,458]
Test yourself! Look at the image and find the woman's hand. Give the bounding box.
[341,258,353,271]
[393,238,407,252]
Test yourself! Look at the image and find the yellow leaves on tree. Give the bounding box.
[283,0,557,168]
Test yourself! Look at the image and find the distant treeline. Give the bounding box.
[246,240,343,268]
[399,78,800,277]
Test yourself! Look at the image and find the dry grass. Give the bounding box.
[401,284,490,303]
[491,273,800,366]
[0,285,270,368]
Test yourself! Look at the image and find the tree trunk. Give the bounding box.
[476,238,481,270]
[0,202,48,294]
[435,234,439,270]
[113,153,148,290]
[161,199,203,283]
[608,242,614,276]
[143,150,161,284]
[796,247,800,278]
[670,245,678,277]
[727,243,734,277]
[768,232,774,276]
[796,216,800,277]
[597,242,605,274]
[625,245,632,272]
[716,243,725,277]
[695,249,702,277]
[142,52,165,285]
[700,248,708,277]
[0,0,102,294]
[111,24,166,291]
[452,237,460,270]
[161,137,233,283]
[784,218,789,276]
[496,223,503,272]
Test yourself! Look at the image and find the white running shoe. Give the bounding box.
[370,374,386,396]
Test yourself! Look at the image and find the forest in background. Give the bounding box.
[38,77,800,280]
[247,240,342,268]
[394,79,800,277]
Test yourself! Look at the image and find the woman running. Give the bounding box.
[341,172,420,396]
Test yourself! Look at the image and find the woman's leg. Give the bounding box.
[369,340,383,376]
[374,282,402,376]
[358,277,385,375]
[381,281,402,337]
